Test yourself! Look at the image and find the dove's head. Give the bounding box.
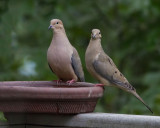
[91,29,102,40]
[48,19,64,31]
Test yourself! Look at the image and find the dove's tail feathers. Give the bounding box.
[132,91,153,114]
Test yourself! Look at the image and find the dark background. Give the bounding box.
[0,0,160,119]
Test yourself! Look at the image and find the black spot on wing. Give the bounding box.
[108,58,112,65]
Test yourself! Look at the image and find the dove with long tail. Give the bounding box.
[85,29,153,113]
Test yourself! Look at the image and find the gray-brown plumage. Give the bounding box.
[85,29,153,113]
[47,19,85,83]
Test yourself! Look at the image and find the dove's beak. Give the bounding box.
[48,25,52,30]
[92,34,96,39]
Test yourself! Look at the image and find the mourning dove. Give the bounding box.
[85,29,153,113]
[47,19,85,83]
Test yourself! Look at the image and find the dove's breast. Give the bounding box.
[47,39,77,81]
[85,44,111,86]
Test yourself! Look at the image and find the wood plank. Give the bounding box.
[26,125,73,128]
[26,113,160,128]
[0,126,8,128]
[4,113,160,128]
[9,125,25,128]
[0,125,25,128]
[0,121,8,128]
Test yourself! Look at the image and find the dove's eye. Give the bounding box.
[56,22,59,24]
[99,32,101,34]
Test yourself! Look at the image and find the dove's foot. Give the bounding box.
[66,79,76,85]
[53,80,62,85]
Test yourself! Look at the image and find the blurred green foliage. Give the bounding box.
[0,0,160,118]
[0,112,6,121]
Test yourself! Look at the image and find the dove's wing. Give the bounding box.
[93,52,134,91]
[71,48,85,82]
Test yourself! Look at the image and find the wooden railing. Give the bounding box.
[0,113,160,128]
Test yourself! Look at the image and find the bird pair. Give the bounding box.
[47,19,153,114]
